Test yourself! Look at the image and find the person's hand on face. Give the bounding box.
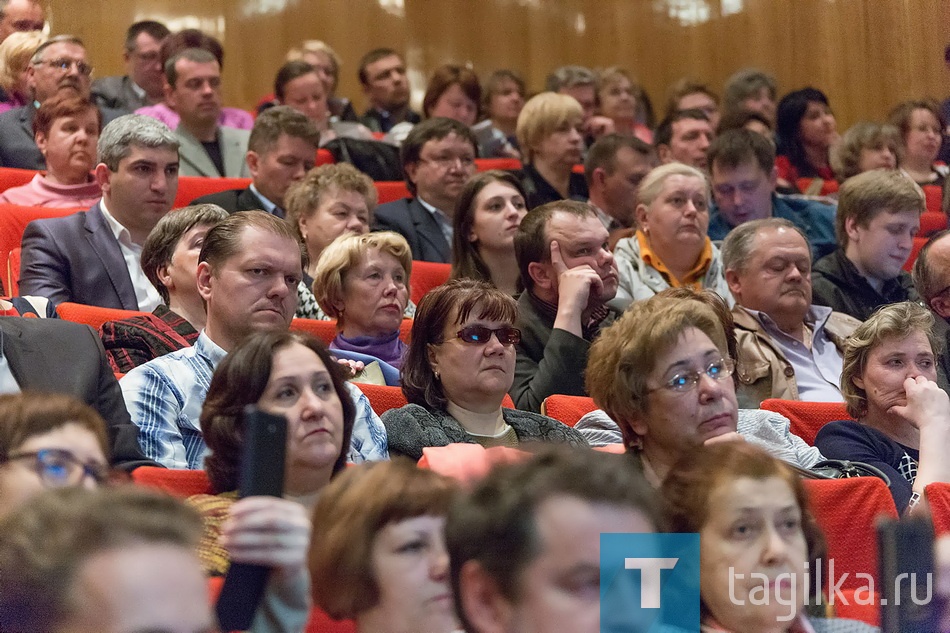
[584,115,615,139]
[220,496,312,583]
[550,239,605,313]
[889,375,950,430]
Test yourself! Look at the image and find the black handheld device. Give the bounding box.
[877,514,939,633]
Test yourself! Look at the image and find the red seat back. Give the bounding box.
[922,184,943,214]
[759,399,848,446]
[131,466,214,497]
[358,383,512,416]
[919,211,947,237]
[5,247,19,296]
[174,176,253,208]
[795,177,839,196]
[474,158,522,171]
[926,482,950,535]
[57,302,147,330]
[904,236,928,272]
[0,203,80,272]
[540,394,597,427]
[0,167,38,192]
[316,148,335,166]
[374,181,410,204]
[409,261,451,304]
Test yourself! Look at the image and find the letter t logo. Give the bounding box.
[624,558,679,608]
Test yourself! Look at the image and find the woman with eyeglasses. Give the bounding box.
[0,391,110,518]
[383,278,586,460]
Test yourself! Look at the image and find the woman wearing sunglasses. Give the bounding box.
[383,278,586,460]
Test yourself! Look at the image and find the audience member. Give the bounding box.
[0,392,108,518]
[707,128,837,259]
[358,47,420,133]
[722,218,860,408]
[19,113,178,310]
[913,230,950,387]
[585,294,822,484]
[544,64,615,142]
[716,108,773,137]
[889,98,948,189]
[310,460,459,633]
[285,162,377,318]
[451,170,528,295]
[0,486,311,632]
[612,162,732,311]
[135,28,254,131]
[0,317,152,468]
[374,117,478,263]
[812,169,922,321]
[663,442,877,632]
[312,232,412,375]
[481,68,525,152]
[166,47,250,178]
[515,92,588,209]
[831,121,900,180]
[272,61,372,146]
[0,30,44,113]
[446,447,659,633]
[584,133,656,233]
[721,67,778,125]
[0,0,42,44]
[384,279,585,459]
[775,87,839,185]
[99,204,229,372]
[0,93,102,206]
[0,35,122,169]
[286,39,358,122]
[191,330,362,574]
[511,200,619,411]
[423,63,480,127]
[666,77,721,130]
[596,66,651,143]
[653,108,713,169]
[815,302,950,514]
[190,105,319,216]
[91,20,170,113]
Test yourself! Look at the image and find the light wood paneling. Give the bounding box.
[48,0,948,129]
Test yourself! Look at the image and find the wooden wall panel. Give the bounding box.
[46,0,948,130]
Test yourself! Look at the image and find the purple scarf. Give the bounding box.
[330,330,408,369]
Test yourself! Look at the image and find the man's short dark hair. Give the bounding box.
[584,133,655,186]
[445,447,661,632]
[159,28,223,69]
[164,47,217,87]
[124,20,170,52]
[716,109,773,135]
[653,108,710,149]
[707,128,775,175]
[357,47,401,85]
[247,105,320,155]
[514,199,596,292]
[399,117,477,195]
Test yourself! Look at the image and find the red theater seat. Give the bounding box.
[56,302,147,330]
[375,181,410,204]
[540,395,597,427]
[316,148,335,165]
[904,236,928,272]
[409,261,450,304]
[475,158,522,171]
[174,176,252,208]
[132,466,214,497]
[0,167,38,192]
[759,399,848,446]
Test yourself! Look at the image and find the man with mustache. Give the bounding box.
[120,211,387,469]
[168,47,250,178]
[511,200,620,411]
[722,218,860,409]
[373,117,478,262]
[0,35,124,169]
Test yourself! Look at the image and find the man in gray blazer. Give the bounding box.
[373,118,477,263]
[166,48,249,178]
[91,20,170,113]
[18,114,179,310]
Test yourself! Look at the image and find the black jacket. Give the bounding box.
[811,249,919,322]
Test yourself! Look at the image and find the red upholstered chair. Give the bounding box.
[919,211,947,237]
[0,167,38,192]
[758,399,849,446]
[5,247,19,295]
[922,184,943,214]
[540,395,597,427]
[316,148,335,166]
[409,261,451,304]
[358,383,513,416]
[374,180,410,204]
[926,482,950,535]
[0,203,80,273]
[290,318,412,344]
[174,176,252,208]
[803,477,897,627]
[903,236,928,272]
[474,157,522,172]
[56,302,147,330]
[131,466,214,497]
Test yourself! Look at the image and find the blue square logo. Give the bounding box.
[601,533,701,632]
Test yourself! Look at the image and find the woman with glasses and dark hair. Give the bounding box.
[382,278,586,460]
[0,391,110,518]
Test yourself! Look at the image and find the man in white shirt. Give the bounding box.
[19,114,179,310]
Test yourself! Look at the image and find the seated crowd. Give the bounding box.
[2,6,950,632]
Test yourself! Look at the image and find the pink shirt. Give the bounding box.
[0,173,101,208]
[134,103,254,131]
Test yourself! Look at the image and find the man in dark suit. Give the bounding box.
[91,20,170,113]
[190,106,320,217]
[0,35,123,169]
[373,117,478,263]
[357,48,420,133]
[18,114,180,309]
[0,316,152,468]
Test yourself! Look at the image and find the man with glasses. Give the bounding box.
[722,218,860,408]
[373,117,478,262]
[0,34,124,169]
[92,20,170,113]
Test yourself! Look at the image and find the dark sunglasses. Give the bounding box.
[449,325,522,346]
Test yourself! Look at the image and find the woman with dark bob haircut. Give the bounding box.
[382,278,585,459]
[662,442,876,633]
[775,87,839,187]
[309,459,459,633]
[451,170,528,295]
[189,330,356,574]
